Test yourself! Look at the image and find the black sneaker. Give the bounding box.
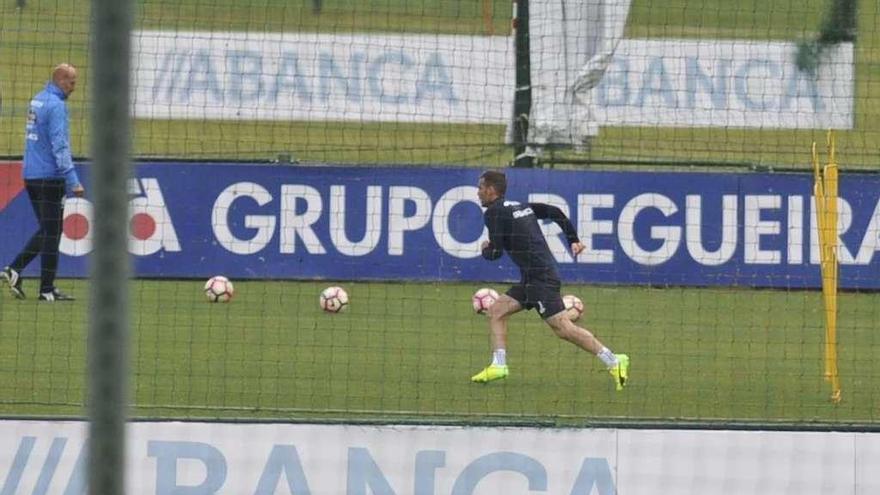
[38,288,75,302]
[2,266,25,300]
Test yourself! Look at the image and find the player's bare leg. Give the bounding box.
[486,295,521,351]
[471,295,522,383]
[545,312,606,353]
[545,312,629,391]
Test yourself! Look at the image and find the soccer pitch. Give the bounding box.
[1,280,878,424]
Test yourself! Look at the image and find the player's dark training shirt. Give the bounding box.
[481,197,580,280]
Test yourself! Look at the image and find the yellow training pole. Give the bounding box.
[812,141,828,374]
[812,141,828,377]
[813,132,841,403]
[823,131,841,403]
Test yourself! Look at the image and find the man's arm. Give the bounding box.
[481,207,506,260]
[47,103,82,195]
[529,202,580,245]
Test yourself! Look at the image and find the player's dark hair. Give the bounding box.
[480,170,507,196]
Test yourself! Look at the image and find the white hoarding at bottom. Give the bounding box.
[617,429,860,494]
[1,420,878,494]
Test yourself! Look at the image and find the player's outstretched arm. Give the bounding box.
[529,202,580,246]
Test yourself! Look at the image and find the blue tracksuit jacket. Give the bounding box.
[23,82,81,191]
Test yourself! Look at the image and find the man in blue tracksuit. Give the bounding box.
[2,63,85,301]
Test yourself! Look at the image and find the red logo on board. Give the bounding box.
[0,162,25,212]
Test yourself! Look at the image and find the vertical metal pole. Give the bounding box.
[511,0,533,168]
[88,0,132,493]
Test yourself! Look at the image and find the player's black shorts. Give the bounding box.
[506,276,565,320]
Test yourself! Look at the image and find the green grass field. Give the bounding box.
[1,0,878,168]
[1,280,878,424]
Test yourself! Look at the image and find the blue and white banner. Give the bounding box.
[132,31,855,129]
[1,420,879,495]
[132,31,512,124]
[594,40,855,129]
[1,162,878,288]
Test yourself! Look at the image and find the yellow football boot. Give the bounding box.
[609,354,629,391]
[471,364,509,383]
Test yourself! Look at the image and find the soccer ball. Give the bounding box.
[472,287,500,315]
[204,275,234,303]
[562,294,584,322]
[320,286,349,313]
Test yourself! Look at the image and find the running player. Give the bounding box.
[471,170,629,390]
